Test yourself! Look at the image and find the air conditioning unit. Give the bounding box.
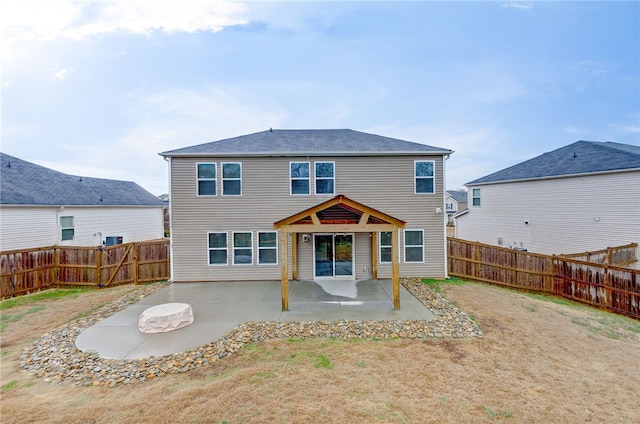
[105,236,123,246]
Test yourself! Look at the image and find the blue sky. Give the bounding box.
[2,1,638,196]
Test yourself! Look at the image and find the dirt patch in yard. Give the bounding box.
[1,282,639,423]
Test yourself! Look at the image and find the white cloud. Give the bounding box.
[501,3,533,11]
[53,67,75,80]
[1,0,249,62]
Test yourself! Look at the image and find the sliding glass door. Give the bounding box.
[314,234,353,278]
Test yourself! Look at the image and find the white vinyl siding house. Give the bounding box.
[455,141,640,259]
[0,153,165,252]
[161,129,452,283]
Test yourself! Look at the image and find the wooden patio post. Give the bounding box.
[280,230,289,311]
[391,228,400,310]
[291,232,298,281]
[371,232,378,280]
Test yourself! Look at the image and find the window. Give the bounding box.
[315,162,335,195]
[404,230,424,263]
[258,231,278,265]
[379,231,392,263]
[60,216,74,241]
[197,163,217,196]
[290,162,310,195]
[415,161,435,194]
[208,232,227,265]
[472,188,481,206]
[222,163,242,195]
[446,202,454,210]
[233,232,253,265]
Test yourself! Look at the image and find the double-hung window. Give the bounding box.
[258,231,278,265]
[379,231,392,263]
[404,230,424,263]
[472,188,481,206]
[208,232,227,265]
[222,163,242,196]
[60,216,74,241]
[233,232,253,265]
[290,162,310,195]
[197,163,217,196]
[315,162,335,195]
[415,161,435,194]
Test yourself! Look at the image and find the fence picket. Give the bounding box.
[0,240,170,298]
[448,238,639,320]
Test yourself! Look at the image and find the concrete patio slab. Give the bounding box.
[75,279,436,360]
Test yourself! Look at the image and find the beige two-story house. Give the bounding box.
[160,129,452,309]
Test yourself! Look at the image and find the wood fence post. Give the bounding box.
[54,247,60,285]
[134,243,140,285]
[95,247,102,287]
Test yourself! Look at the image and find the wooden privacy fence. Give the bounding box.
[0,239,170,299]
[558,243,638,267]
[448,238,640,320]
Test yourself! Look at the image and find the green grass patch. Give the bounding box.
[484,406,512,418]
[421,277,467,293]
[314,354,332,369]
[1,380,19,392]
[0,305,47,332]
[1,288,92,311]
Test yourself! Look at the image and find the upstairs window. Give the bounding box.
[446,202,454,210]
[315,162,335,195]
[222,163,242,196]
[258,231,278,265]
[208,232,227,265]
[404,229,424,263]
[197,163,217,196]
[415,161,435,194]
[379,231,392,263]
[290,162,310,195]
[60,216,74,241]
[472,188,481,206]
[233,232,253,265]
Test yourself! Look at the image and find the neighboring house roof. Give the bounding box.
[466,140,640,186]
[0,153,165,207]
[446,190,468,203]
[160,129,453,157]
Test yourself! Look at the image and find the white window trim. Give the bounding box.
[222,162,242,196]
[414,160,435,194]
[232,231,253,265]
[378,231,392,264]
[196,162,217,197]
[472,188,481,207]
[314,161,335,195]
[258,231,279,265]
[290,161,310,196]
[403,229,425,263]
[207,231,228,266]
[60,216,74,241]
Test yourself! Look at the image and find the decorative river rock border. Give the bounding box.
[19,278,482,387]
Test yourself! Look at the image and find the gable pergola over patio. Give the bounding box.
[273,195,406,311]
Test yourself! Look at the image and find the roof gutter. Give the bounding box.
[465,167,640,187]
[159,150,454,158]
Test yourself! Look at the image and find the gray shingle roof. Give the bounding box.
[0,153,165,207]
[160,129,452,157]
[446,190,468,203]
[466,141,640,186]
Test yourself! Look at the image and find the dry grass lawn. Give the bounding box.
[1,281,639,423]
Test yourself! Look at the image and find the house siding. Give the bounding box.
[455,170,640,257]
[169,155,448,282]
[0,206,165,252]
[0,208,59,251]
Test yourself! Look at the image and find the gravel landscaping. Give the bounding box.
[19,278,482,388]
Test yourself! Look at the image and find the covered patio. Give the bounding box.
[273,195,406,311]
